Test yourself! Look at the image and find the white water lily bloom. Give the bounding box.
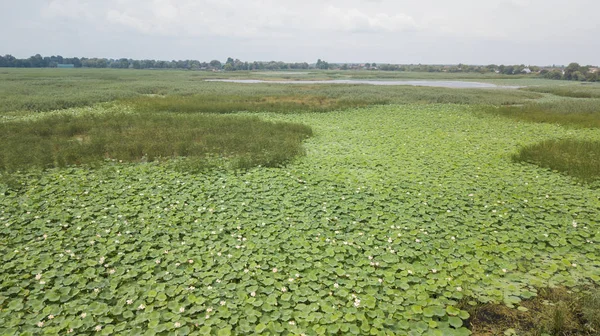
[407,270,413,274]
[502,269,507,273]
[281,287,287,292]
[288,278,294,282]
[108,269,115,274]
[138,304,146,310]
[188,259,194,264]
[378,278,383,283]
[37,322,44,327]
[155,259,161,264]
[126,300,133,305]
[35,273,42,280]
[272,268,278,273]
[431,269,437,273]
[334,283,339,288]
[48,315,54,319]
[456,287,463,292]
[289,321,296,325]
[95,325,102,331]
[572,221,578,228]
[251,291,256,297]
[174,322,181,328]
[179,307,185,313]
[81,313,87,318]
[206,307,213,313]
[572,263,577,267]
[220,301,226,306]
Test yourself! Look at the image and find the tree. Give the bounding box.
[563,62,581,80]
[209,60,222,69]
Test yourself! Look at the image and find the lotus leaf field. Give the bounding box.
[1,104,600,335]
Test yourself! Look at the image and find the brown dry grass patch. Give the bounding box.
[465,287,599,336]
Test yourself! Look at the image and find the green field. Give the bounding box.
[1,69,599,335]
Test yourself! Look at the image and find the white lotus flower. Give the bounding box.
[35,273,42,280]
[95,325,102,331]
[126,300,133,305]
[138,304,146,310]
[80,313,87,318]
[174,322,181,328]
[37,322,44,327]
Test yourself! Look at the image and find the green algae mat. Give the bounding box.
[1,104,599,335]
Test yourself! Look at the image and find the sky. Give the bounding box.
[1,0,598,65]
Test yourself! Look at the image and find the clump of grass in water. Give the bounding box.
[122,94,380,114]
[524,85,600,99]
[513,139,600,182]
[0,112,312,172]
[485,100,600,128]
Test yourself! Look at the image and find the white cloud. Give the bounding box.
[2,0,598,64]
[42,0,94,20]
[106,10,152,33]
[323,6,419,33]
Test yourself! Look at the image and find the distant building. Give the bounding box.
[57,64,75,68]
[522,68,532,74]
[589,67,599,73]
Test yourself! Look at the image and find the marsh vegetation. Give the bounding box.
[0,69,599,335]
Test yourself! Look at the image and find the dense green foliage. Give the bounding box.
[0,106,312,172]
[541,63,599,82]
[514,139,600,182]
[1,104,599,335]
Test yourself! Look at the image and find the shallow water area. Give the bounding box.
[205,79,521,89]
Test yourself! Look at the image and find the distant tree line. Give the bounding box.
[0,54,309,71]
[540,63,599,82]
[1,54,597,81]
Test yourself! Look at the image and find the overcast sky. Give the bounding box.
[1,0,598,65]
